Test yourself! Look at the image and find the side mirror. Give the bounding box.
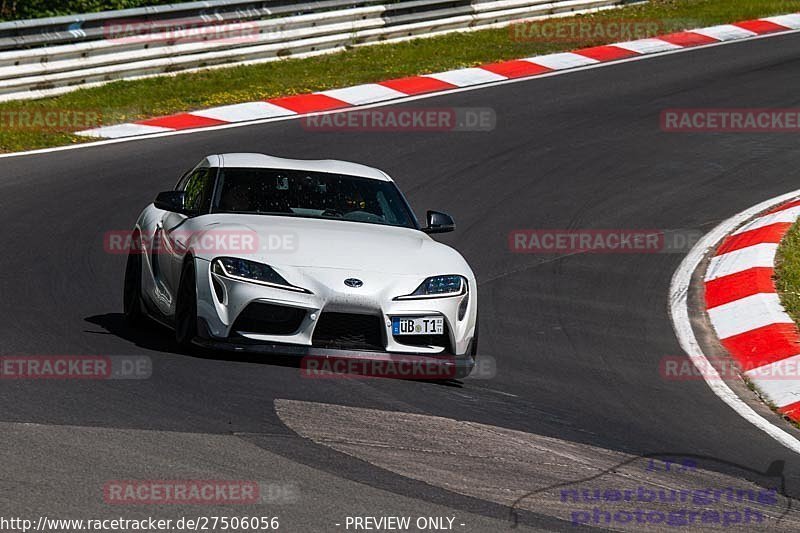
[154,191,189,214]
[423,210,455,234]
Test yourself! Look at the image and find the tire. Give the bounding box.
[175,259,198,347]
[453,319,479,380]
[123,240,144,324]
[470,318,479,357]
[451,357,475,380]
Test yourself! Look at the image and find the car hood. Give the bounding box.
[190,214,471,276]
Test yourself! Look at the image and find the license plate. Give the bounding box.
[392,316,443,335]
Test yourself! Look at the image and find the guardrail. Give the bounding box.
[0,0,632,101]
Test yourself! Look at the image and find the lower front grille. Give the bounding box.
[312,312,385,351]
[232,302,306,335]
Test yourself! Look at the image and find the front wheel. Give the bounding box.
[451,356,475,380]
[123,241,144,324]
[453,319,479,380]
[175,259,198,347]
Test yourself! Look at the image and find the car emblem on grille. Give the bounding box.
[344,278,363,288]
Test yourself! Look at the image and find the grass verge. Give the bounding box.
[775,220,800,322]
[1,0,797,152]
[765,216,800,426]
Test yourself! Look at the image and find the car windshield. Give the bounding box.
[213,168,417,229]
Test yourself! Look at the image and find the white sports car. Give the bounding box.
[124,153,478,377]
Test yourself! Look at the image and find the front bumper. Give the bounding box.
[194,258,477,357]
[193,332,476,380]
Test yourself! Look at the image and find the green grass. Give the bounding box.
[775,220,800,322]
[766,215,800,426]
[1,0,797,152]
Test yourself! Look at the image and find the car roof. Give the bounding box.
[203,153,392,182]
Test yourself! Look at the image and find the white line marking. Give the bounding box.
[763,14,800,29]
[613,38,682,54]
[521,52,598,70]
[732,205,800,235]
[669,188,800,455]
[425,68,507,87]
[2,26,799,159]
[190,101,296,122]
[692,25,758,41]
[318,83,407,105]
[704,243,778,282]
[745,354,800,408]
[707,293,793,339]
[76,123,173,138]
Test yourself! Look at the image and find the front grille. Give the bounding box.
[312,312,385,351]
[393,322,452,352]
[232,302,305,335]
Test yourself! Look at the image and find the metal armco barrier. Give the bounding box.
[0,0,632,101]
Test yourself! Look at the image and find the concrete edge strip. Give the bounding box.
[75,13,800,139]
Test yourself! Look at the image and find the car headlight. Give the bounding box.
[395,275,467,300]
[212,257,311,293]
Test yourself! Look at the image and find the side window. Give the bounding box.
[183,169,215,215]
[175,170,192,191]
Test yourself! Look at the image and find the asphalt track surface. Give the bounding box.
[3,31,800,531]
